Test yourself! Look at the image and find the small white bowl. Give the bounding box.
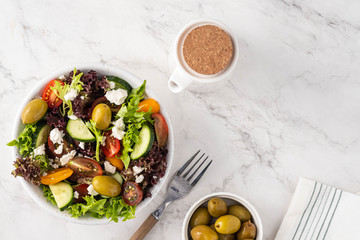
[182,192,263,240]
[10,63,174,224]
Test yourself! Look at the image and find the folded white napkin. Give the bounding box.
[275,177,360,240]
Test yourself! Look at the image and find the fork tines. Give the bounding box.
[177,150,212,187]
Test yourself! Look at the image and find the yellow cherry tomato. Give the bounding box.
[138,99,160,113]
[106,154,124,171]
[40,167,73,185]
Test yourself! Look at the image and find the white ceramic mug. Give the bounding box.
[168,18,239,93]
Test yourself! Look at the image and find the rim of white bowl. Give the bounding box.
[11,63,174,224]
[182,192,263,240]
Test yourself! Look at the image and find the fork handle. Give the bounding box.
[130,214,158,240]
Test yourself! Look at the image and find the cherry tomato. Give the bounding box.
[106,153,124,171]
[48,134,75,158]
[42,80,64,109]
[68,157,103,178]
[72,184,89,203]
[138,99,160,113]
[101,131,121,158]
[152,113,169,147]
[121,181,143,206]
[40,167,73,185]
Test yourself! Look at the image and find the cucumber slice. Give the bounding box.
[34,122,51,147]
[106,76,133,93]
[130,124,154,160]
[49,182,74,211]
[111,172,123,185]
[66,119,95,142]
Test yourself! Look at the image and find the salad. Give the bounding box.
[8,68,169,222]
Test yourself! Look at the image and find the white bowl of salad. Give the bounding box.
[8,64,173,224]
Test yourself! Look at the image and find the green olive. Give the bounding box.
[215,215,241,234]
[91,103,111,130]
[21,99,48,124]
[228,205,251,222]
[191,225,219,240]
[190,207,211,228]
[219,234,236,240]
[208,198,228,217]
[237,221,256,240]
[92,176,121,197]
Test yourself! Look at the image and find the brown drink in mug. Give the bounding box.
[168,19,239,93]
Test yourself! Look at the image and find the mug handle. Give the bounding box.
[168,66,193,93]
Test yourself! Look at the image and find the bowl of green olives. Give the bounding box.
[182,192,263,240]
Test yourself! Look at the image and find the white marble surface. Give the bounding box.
[1,0,360,239]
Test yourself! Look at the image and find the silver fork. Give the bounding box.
[130,150,212,240]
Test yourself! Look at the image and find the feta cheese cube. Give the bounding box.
[108,81,116,89]
[111,118,126,140]
[60,150,76,166]
[87,184,99,196]
[101,136,106,146]
[104,161,116,174]
[105,88,128,105]
[50,128,64,145]
[135,174,144,184]
[68,115,78,120]
[74,191,79,199]
[133,166,144,175]
[54,143,63,155]
[64,88,78,101]
[33,144,45,157]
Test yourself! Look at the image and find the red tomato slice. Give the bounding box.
[152,113,169,147]
[68,157,103,178]
[48,134,75,158]
[40,167,73,185]
[42,80,64,109]
[101,131,121,158]
[121,181,143,206]
[73,184,89,203]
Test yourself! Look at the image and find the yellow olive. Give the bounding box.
[237,221,256,240]
[208,198,228,217]
[92,176,121,197]
[91,103,111,130]
[191,225,219,240]
[215,215,241,234]
[228,205,251,222]
[21,99,48,124]
[190,207,211,228]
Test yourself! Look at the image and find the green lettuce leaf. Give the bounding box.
[7,124,37,157]
[41,184,56,206]
[67,196,136,222]
[85,120,103,162]
[34,155,51,173]
[51,68,83,116]
[116,80,153,169]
